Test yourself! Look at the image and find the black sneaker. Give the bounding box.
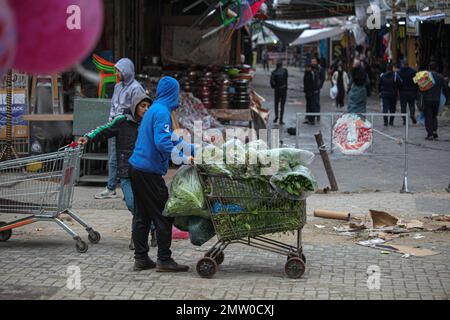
[133,256,156,271]
[156,258,189,272]
[425,135,434,141]
[280,121,285,125]
[273,118,278,124]
[433,133,439,140]
[411,116,417,124]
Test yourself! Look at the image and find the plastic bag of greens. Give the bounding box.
[257,148,315,174]
[223,138,247,176]
[187,216,216,246]
[164,166,208,218]
[246,139,268,151]
[198,144,231,176]
[270,165,318,200]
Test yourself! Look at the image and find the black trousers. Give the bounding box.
[382,96,397,125]
[305,94,315,123]
[274,89,287,121]
[400,93,416,123]
[423,100,439,136]
[130,167,173,261]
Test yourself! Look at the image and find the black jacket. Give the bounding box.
[271,67,288,91]
[85,113,139,178]
[303,70,315,96]
[84,92,152,178]
[379,71,402,99]
[398,67,418,95]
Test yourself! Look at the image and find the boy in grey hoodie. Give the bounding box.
[95,58,145,200]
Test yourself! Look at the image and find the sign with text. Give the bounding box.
[0,73,29,139]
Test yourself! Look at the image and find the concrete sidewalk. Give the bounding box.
[1,189,449,300]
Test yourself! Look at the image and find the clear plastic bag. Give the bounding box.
[269,165,318,200]
[164,166,208,218]
[198,143,232,176]
[223,138,247,176]
[257,148,315,174]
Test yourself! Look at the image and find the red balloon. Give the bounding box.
[9,0,104,74]
[0,0,16,78]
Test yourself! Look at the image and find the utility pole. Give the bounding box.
[391,0,398,64]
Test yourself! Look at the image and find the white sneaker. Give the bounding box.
[94,188,118,199]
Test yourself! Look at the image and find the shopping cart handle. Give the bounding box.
[58,141,84,151]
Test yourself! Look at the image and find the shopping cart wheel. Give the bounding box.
[75,240,89,253]
[0,223,12,242]
[285,257,306,279]
[214,252,225,265]
[88,231,101,244]
[196,257,218,279]
[0,222,12,242]
[287,253,306,263]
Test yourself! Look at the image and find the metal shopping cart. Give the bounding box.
[196,172,307,279]
[0,143,101,253]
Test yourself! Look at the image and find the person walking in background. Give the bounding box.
[270,61,288,125]
[332,64,349,109]
[303,64,316,125]
[379,63,402,126]
[422,62,445,140]
[442,62,450,105]
[262,48,269,72]
[95,58,145,200]
[311,57,325,122]
[398,60,418,125]
[347,59,369,114]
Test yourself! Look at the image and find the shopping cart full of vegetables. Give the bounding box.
[195,171,307,279]
[0,143,101,253]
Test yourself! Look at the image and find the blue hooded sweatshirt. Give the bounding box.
[129,77,194,176]
[110,58,145,120]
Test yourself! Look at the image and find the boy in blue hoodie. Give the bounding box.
[129,76,195,272]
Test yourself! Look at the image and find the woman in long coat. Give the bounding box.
[347,60,369,114]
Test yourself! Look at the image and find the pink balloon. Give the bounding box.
[9,0,104,74]
[0,0,16,78]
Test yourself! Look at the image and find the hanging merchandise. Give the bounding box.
[8,0,104,74]
[0,0,16,79]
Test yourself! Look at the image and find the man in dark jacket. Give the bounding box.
[311,58,325,122]
[129,77,195,272]
[303,64,316,125]
[379,63,402,126]
[270,61,288,125]
[78,93,155,250]
[398,61,418,125]
[422,62,445,140]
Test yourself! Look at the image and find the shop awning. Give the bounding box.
[252,26,279,45]
[263,20,309,44]
[291,27,345,45]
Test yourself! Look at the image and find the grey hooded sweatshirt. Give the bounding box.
[110,58,145,120]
